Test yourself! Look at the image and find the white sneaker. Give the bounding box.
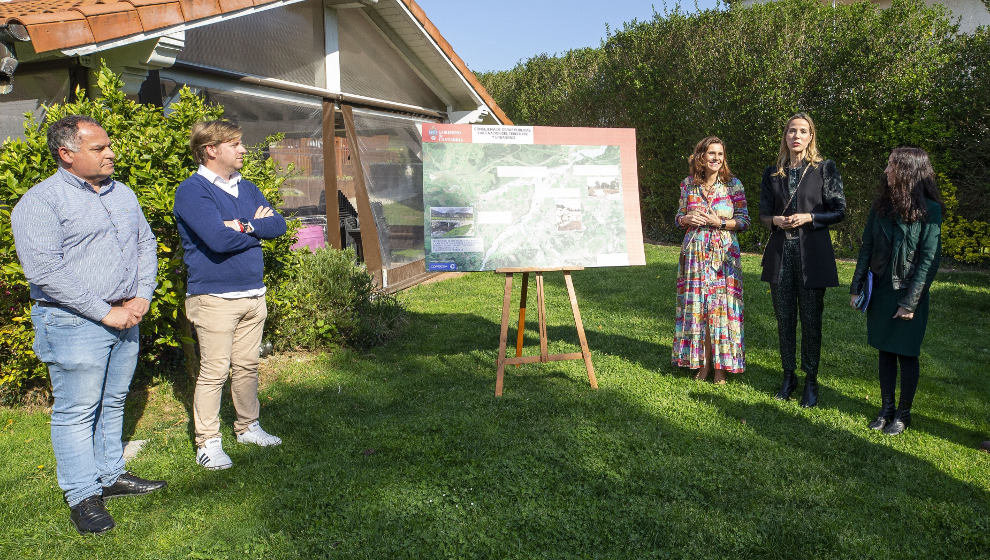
[236,421,282,447]
[196,437,233,470]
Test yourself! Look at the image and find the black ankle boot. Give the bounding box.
[799,372,819,408]
[868,393,896,430]
[882,409,911,435]
[867,409,895,430]
[774,371,798,401]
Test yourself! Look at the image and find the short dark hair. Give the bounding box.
[47,115,102,165]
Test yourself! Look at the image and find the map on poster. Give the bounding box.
[422,125,645,271]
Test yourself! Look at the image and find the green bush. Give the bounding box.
[0,65,300,392]
[478,0,990,264]
[271,247,405,351]
[480,49,605,127]
[943,216,990,264]
[937,26,990,224]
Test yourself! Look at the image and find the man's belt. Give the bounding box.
[35,300,126,309]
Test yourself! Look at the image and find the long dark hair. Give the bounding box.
[873,147,944,223]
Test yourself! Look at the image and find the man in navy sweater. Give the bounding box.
[174,120,287,470]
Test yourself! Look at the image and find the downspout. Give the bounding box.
[0,22,29,94]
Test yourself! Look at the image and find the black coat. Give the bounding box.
[759,160,846,288]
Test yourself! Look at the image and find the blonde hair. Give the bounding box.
[189,120,242,165]
[773,112,823,177]
[688,135,734,184]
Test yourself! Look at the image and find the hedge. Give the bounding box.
[479,0,989,264]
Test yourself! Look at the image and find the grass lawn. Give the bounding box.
[0,244,987,559]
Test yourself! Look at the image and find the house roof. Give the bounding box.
[394,1,509,124]
[0,0,510,124]
[0,1,284,53]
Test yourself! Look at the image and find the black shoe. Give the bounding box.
[868,398,896,430]
[799,373,819,408]
[69,495,115,535]
[101,471,167,501]
[774,371,798,401]
[882,410,911,435]
[867,415,891,430]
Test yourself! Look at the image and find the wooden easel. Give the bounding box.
[494,267,598,397]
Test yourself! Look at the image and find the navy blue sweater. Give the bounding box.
[174,173,287,295]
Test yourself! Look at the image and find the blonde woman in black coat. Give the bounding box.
[759,113,846,407]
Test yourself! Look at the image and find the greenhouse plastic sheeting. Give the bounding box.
[1,69,70,143]
[351,108,437,268]
[337,9,445,111]
[178,1,326,88]
[163,83,326,221]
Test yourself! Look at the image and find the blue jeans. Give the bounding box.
[31,304,139,507]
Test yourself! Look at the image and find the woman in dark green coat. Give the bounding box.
[850,147,943,435]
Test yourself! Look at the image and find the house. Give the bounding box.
[0,0,512,290]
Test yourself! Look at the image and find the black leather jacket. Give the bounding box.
[850,199,942,312]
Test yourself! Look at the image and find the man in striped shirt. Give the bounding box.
[11,115,166,535]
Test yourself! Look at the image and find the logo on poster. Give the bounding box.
[428,262,458,271]
[428,127,439,142]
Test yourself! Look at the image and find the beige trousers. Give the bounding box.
[185,294,267,447]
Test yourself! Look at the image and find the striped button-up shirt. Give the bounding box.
[11,168,158,322]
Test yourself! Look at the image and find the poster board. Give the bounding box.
[422,125,645,271]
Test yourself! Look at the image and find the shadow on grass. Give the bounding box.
[695,390,990,510]
[98,248,987,557]
[121,383,148,445]
[760,370,990,449]
[124,367,202,455]
[154,341,989,559]
[395,261,985,451]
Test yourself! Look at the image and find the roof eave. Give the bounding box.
[397,0,511,125]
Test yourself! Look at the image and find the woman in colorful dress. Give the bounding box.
[759,112,846,407]
[672,136,750,384]
[850,147,942,435]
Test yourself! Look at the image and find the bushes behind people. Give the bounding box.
[270,247,406,351]
[0,66,406,396]
[0,67,305,395]
[479,0,989,264]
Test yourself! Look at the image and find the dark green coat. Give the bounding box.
[850,198,942,355]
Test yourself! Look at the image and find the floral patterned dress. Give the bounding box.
[671,176,750,373]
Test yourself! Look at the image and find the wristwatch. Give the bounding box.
[720,218,727,229]
[235,219,255,234]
